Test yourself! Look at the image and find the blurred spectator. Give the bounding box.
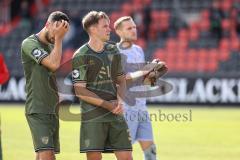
[209,0,223,39]
[10,0,21,21]
[67,10,88,49]
[10,0,38,31]
[142,0,152,40]
[0,0,11,24]
[131,1,144,39]
[10,0,35,20]
[232,2,240,37]
[236,14,240,37]
[220,0,233,18]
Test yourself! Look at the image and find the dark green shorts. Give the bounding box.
[80,120,132,153]
[25,113,60,153]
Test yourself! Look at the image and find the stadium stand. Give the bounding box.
[0,0,240,76]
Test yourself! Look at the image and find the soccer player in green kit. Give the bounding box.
[21,11,69,160]
[72,11,132,160]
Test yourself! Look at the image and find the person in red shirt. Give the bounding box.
[0,53,9,160]
[0,53,9,84]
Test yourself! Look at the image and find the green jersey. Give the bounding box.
[72,43,124,122]
[21,34,59,114]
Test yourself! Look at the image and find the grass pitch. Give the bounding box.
[0,104,240,160]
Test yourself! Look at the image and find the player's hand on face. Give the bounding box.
[53,20,69,40]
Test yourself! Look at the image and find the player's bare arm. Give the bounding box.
[41,20,69,72]
[113,74,126,115]
[125,65,149,84]
[73,82,117,113]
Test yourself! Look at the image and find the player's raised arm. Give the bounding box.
[114,74,126,115]
[41,20,69,72]
[20,11,70,160]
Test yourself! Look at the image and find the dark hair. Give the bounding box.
[48,11,70,23]
[82,11,109,32]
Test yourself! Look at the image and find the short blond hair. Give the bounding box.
[114,16,133,30]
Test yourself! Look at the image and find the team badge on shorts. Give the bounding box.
[85,139,90,148]
[41,136,49,144]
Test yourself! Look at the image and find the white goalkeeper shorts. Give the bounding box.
[124,108,154,144]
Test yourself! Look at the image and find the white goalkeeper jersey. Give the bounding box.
[117,43,147,110]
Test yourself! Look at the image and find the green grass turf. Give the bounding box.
[0,104,240,160]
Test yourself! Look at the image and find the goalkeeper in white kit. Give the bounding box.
[114,16,168,160]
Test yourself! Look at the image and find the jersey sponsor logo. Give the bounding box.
[31,49,47,60]
[72,69,80,79]
[41,136,49,144]
[99,66,110,79]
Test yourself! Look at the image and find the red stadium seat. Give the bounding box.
[150,10,170,32]
[189,22,199,31]
[198,49,208,61]
[187,49,198,71]
[221,19,232,31]
[159,10,170,21]
[175,61,185,72]
[177,40,188,52]
[110,12,124,28]
[221,0,233,12]
[148,23,158,40]
[230,37,240,51]
[158,21,169,32]
[177,51,186,59]
[189,28,199,41]
[207,59,218,72]
[219,38,230,51]
[178,29,189,41]
[166,38,177,52]
[219,49,229,61]
[151,10,160,21]
[143,0,152,5]
[151,10,170,23]
[200,9,210,20]
[121,3,133,15]
[187,62,196,72]
[165,51,176,71]
[132,0,143,11]
[209,49,218,61]
[153,49,166,61]
[175,51,186,72]
[196,49,208,72]
[199,19,210,32]
[133,0,142,5]
[136,38,146,49]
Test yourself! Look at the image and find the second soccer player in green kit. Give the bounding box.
[72,11,133,160]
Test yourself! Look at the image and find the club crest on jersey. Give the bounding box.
[88,59,95,65]
[41,136,49,144]
[72,69,80,79]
